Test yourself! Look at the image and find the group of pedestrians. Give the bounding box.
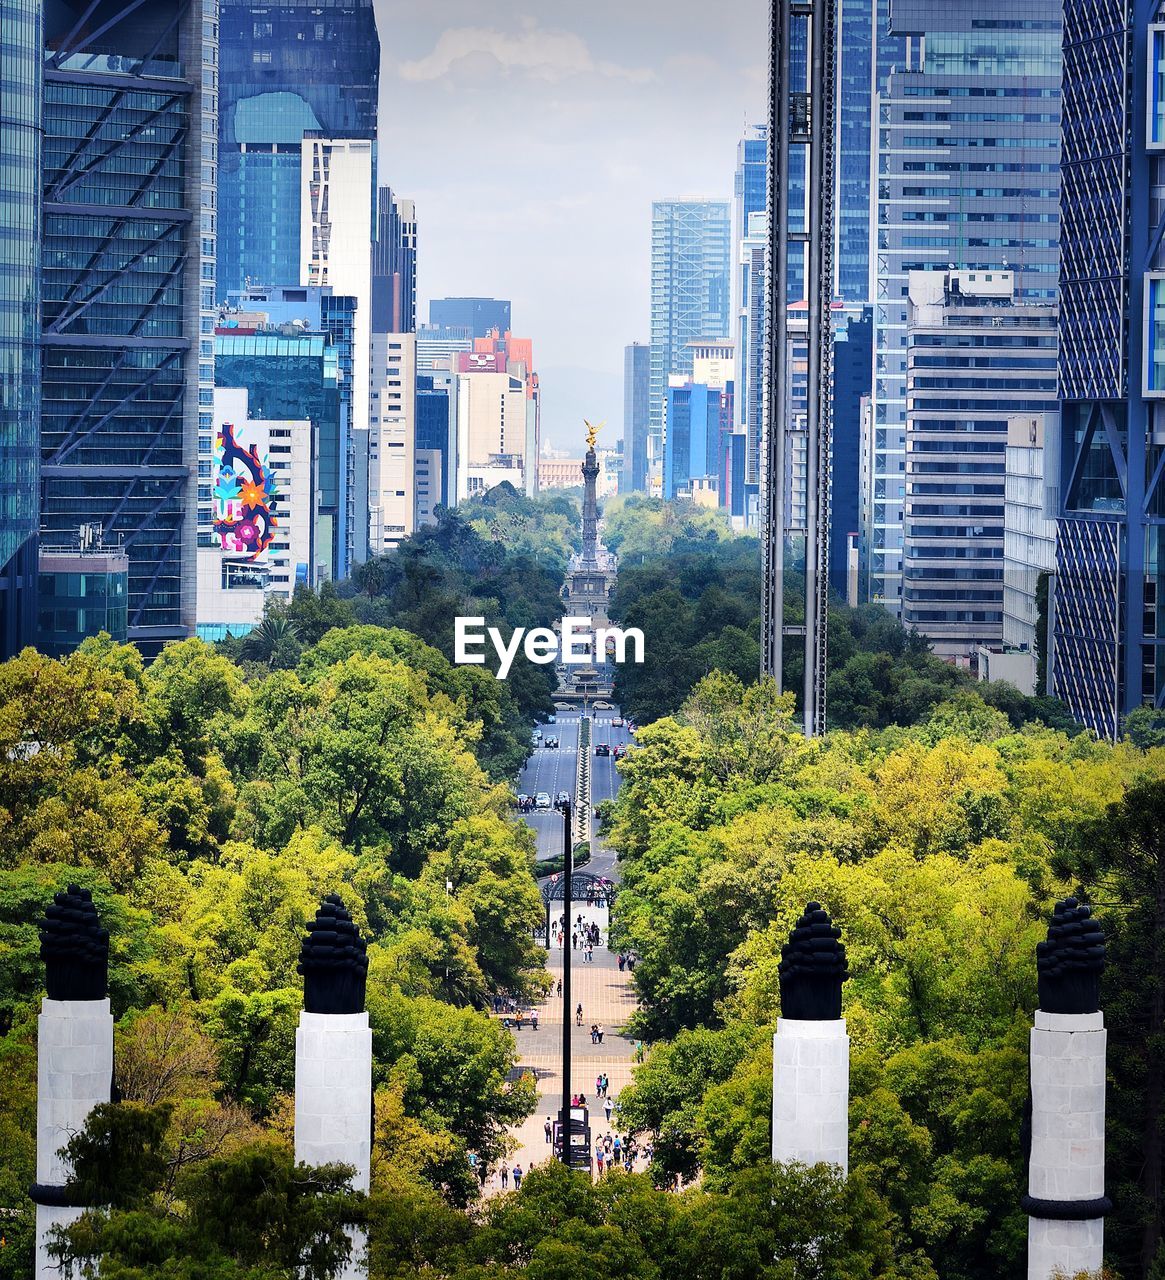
[594,1130,642,1175]
[616,951,636,972]
[588,1022,605,1044]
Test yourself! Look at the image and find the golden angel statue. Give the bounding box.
[584,418,605,450]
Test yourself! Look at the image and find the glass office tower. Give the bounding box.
[1050,0,1165,742]
[40,0,217,656]
[0,0,42,657]
[217,1,380,296]
[866,0,1062,613]
[649,201,731,446]
[622,343,650,494]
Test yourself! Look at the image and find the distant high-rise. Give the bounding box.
[831,308,873,596]
[866,0,1062,613]
[902,270,1057,659]
[429,298,511,340]
[372,189,417,335]
[0,0,41,658]
[40,0,217,656]
[736,212,768,491]
[649,201,731,446]
[622,344,650,494]
[217,0,380,297]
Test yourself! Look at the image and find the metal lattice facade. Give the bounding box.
[40,0,217,656]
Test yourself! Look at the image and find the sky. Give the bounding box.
[373,0,768,450]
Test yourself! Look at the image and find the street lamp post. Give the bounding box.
[559,798,573,1165]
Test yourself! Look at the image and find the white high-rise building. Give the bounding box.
[455,370,528,500]
[367,334,417,554]
[300,137,374,434]
[197,387,317,636]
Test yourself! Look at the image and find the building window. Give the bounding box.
[1147,274,1165,395]
[1151,27,1165,149]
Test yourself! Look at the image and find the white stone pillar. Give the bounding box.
[34,998,113,1278]
[294,1012,372,1280]
[772,1017,850,1173]
[295,895,372,1280]
[1025,1010,1108,1280]
[772,902,850,1174]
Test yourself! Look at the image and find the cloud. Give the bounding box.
[397,25,656,85]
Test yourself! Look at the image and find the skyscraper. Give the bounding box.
[216,0,380,297]
[1050,0,1159,741]
[866,0,1062,613]
[902,270,1057,659]
[429,298,512,339]
[0,0,41,658]
[622,343,650,494]
[649,201,731,448]
[40,0,217,656]
[372,188,417,335]
[737,212,768,491]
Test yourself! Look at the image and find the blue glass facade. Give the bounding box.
[40,0,216,657]
[0,0,42,657]
[830,308,873,593]
[663,381,733,501]
[622,343,650,493]
[217,1,379,296]
[649,202,731,444]
[372,188,417,334]
[1051,0,1159,741]
[417,375,453,510]
[429,298,512,339]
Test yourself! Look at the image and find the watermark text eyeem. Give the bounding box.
[454,616,645,680]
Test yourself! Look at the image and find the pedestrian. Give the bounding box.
[544,1117,553,1144]
[478,1161,488,1190]
[531,1010,538,1030]
[590,1024,598,1045]
[596,1147,604,1174]
[512,1163,523,1189]
[576,1002,583,1026]
[604,1096,613,1122]
[603,1073,610,1095]
[572,931,578,949]
[501,1162,509,1189]
[557,978,563,997]
[635,1040,645,1063]
[597,1023,604,1044]
[618,952,626,972]
[595,1074,602,1096]
[613,1134,622,1162]
[604,1133,612,1155]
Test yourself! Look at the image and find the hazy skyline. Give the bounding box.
[374,1,767,449]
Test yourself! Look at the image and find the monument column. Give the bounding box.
[295,894,372,1280]
[31,886,113,1279]
[772,901,850,1173]
[1024,898,1109,1280]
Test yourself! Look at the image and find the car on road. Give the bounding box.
[556,791,570,809]
[543,735,559,749]
[546,714,557,723]
[535,792,552,809]
[531,729,542,743]
[593,700,612,710]
[517,793,530,808]
[612,716,625,728]
[614,744,628,760]
[594,743,610,757]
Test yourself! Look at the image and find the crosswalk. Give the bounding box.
[590,717,625,727]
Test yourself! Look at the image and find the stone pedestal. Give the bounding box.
[772,1017,849,1173]
[295,1010,372,1280]
[1025,1010,1107,1280]
[34,997,113,1279]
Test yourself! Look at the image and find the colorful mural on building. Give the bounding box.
[212,421,278,560]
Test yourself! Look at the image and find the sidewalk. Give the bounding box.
[490,924,641,1190]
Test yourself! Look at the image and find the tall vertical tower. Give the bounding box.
[216,0,380,297]
[622,343,650,494]
[649,201,732,453]
[40,0,217,657]
[762,0,836,736]
[1051,0,1160,741]
[866,0,1062,614]
[0,0,41,658]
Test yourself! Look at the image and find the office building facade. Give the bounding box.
[197,386,316,638]
[649,201,731,446]
[429,298,511,339]
[372,188,417,335]
[216,0,379,297]
[737,212,768,491]
[0,0,41,658]
[903,270,1057,659]
[867,0,1062,613]
[622,343,650,493]
[1050,0,1165,740]
[367,333,417,554]
[40,0,217,656]
[832,308,874,595]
